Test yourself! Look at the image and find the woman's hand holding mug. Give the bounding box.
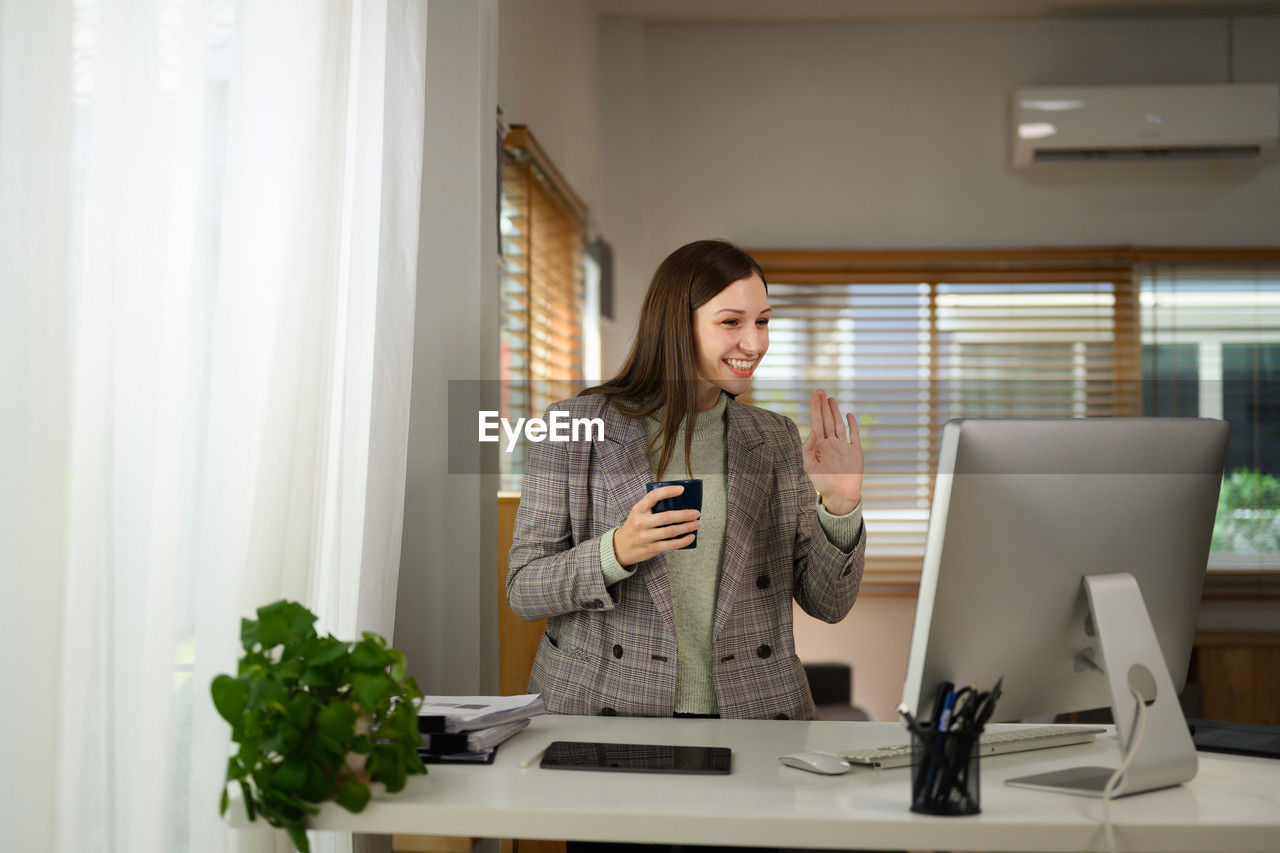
[612,485,701,567]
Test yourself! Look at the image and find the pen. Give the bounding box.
[950,686,978,729]
[930,680,955,722]
[520,745,549,769]
[920,688,958,808]
[973,677,1004,728]
[935,688,958,733]
[896,702,927,737]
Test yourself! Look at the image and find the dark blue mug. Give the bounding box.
[645,478,703,550]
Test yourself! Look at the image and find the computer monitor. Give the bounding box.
[901,417,1228,797]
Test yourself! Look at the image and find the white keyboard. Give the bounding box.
[843,725,1107,769]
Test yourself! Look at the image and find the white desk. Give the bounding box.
[234,715,1280,852]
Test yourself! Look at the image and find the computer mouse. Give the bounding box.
[778,750,852,775]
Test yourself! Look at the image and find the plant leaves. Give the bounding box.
[211,674,249,724]
[387,648,407,681]
[280,601,318,638]
[351,672,392,710]
[316,700,356,743]
[248,676,287,710]
[239,616,259,651]
[275,657,303,682]
[299,763,330,802]
[302,637,348,667]
[383,756,408,793]
[273,760,307,791]
[335,778,371,813]
[238,738,262,766]
[239,779,257,822]
[287,693,316,730]
[214,600,428,849]
[285,822,310,853]
[348,638,384,671]
[256,613,291,649]
[225,755,247,782]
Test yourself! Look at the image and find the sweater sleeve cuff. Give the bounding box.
[816,499,863,553]
[599,527,636,586]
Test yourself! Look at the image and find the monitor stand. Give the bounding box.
[1006,572,1198,798]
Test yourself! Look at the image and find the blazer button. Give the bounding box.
[586,599,603,609]
[612,644,623,659]
[600,707,617,716]
[756,575,770,589]
[757,644,772,659]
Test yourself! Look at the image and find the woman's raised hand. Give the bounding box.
[611,485,701,568]
[802,389,864,516]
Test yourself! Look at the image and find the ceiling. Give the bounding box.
[591,0,1280,24]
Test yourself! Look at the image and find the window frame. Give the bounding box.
[751,247,1280,591]
[499,125,589,493]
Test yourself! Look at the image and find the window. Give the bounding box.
[498,126,588,492]
[753,249,1280,584]
[1142,261,1280,563]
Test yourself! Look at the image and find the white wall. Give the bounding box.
[499,0,604,212]
[394,0,610,695]
[599,14,1280,371]
[395,0,500,695]
[597,14,1280,720]
[499,0,626,378]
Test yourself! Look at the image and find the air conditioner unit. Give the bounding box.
[1011,83,1280,169]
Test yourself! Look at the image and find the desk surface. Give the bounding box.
[238,715,1280,852]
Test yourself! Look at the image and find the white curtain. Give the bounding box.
[0,1,428,851]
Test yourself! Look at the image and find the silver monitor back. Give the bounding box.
[902,418,1228,723]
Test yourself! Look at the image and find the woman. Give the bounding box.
[507,239,865,720]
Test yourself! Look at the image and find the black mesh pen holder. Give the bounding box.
[909,726,982,816]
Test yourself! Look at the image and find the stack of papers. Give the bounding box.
[416,694,544,762]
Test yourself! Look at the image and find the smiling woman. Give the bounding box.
[506,238,869,725]
[691,274,772,404]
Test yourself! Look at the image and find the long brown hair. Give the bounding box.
[580,239,766,477]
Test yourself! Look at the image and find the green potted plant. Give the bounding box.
[211,600,426,851]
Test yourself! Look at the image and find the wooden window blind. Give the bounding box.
[499,126,587,491]
[751,249,1148,587]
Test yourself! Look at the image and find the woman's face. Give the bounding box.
[691,273,770,403]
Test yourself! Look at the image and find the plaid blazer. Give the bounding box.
[506,393,865,720]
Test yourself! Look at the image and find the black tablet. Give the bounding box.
[539,740,731,774]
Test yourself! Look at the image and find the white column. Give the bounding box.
[395,0,500,696]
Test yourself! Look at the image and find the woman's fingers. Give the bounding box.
[828,396,845,440]
[812,390,857,444]
[810,389,837,439]
[649,508,700,529]
[640,484,684,512]
[616,493,701,567]
[655,532,696,552]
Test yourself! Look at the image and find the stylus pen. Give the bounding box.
[520,745,549,769]
[896,704,928,738]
